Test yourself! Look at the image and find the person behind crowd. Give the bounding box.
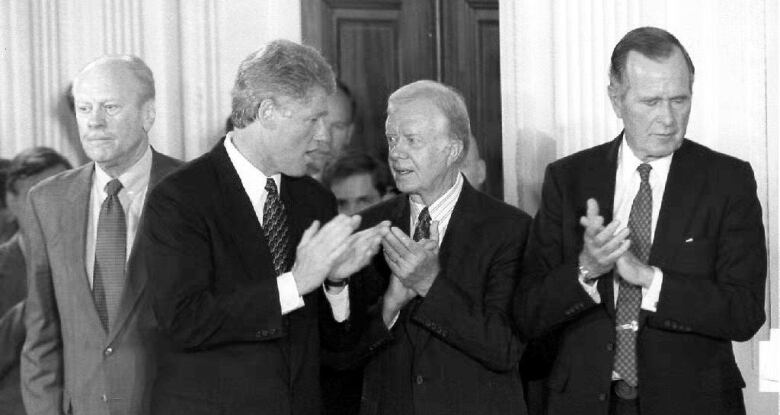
[0,159,19,244]
[21,55,182,415]
[0,147,71,415]
[513,27,767,415]
[460,133,486,190]
[306,80,357,181]
[138,39,387,414]
[326,80,532,414]
[323,152,394,215]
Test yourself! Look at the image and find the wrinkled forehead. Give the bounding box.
[386,98,449,132]
[73,63,146,102]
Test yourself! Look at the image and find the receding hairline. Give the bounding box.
[73,55,155,102]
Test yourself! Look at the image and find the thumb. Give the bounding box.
[298,220,320,247]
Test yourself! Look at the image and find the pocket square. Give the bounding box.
[684,237,694,243]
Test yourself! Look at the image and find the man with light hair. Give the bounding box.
[21,55,181,415]
[327,80,532,414]
[139,39,385,414]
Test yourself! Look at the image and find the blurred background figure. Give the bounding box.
[306,80,357,181]
[0,159,18,244]
[323,152,394,215]
[0,147,71,415]
[460,133,486,191]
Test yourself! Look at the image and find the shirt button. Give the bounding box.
[104,347,113,356]
[101,394,108,402]
[415,375,424,385]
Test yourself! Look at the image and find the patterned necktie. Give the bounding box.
[92,178,126,332]
[613,163,653,387]
[412,207,431,241]
[263,178,292,276]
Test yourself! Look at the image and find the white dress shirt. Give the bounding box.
[224,134,305,315]
[579,139,670,311]
[85,146,152,287]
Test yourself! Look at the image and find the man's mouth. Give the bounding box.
[393,167,413,176]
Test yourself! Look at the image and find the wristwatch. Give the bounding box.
[324,278,349,288]
[578,264,597,286]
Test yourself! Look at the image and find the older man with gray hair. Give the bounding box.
[21,55,181,415]
[325,80,532,414]
[139,39,385,414]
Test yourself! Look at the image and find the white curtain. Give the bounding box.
[500,1,778,412]
[0,0,302,164]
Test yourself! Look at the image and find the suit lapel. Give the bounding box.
[649,140,701,269]
[110,149,179,342]
[591,135,621,319]
[60,163,105,332]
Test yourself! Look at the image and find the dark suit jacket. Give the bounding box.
[0,234,27,415]
[513,135,767,415]
[22,149,181,415]
[140,140,338,415]
[332,179,531,415]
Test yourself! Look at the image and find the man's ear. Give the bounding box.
[447,139,464,165]
[257,98,277,129]
[142,99,156,132]
[607,83,624,119]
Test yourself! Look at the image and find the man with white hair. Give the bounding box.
[21,55,181,415]
[327,80,532,414]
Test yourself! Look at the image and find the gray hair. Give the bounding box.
[387,80,471,163]
[76,55,155,103]
[230,39,336,129]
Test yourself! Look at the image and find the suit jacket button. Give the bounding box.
[598,393,607,401]
[255,330,264,338]
[415,375,424,385]
[102,394,108,402]
[104,347,113,356]
[606,343,614,351]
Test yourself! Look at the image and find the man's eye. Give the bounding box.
[643,99,659,106]
[76,105,90,114]
[104,105,119,114]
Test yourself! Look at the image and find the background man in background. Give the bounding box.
[140,39,384,415]
[306,80,357,181]
[514,27,766,415]
[0,159,18,244]
[323,152,394,216]
[21,55,181,415]
[330,80,531,415]
[460,133,486,190]
[0,147,71,415]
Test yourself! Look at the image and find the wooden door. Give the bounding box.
[302,0,503,199]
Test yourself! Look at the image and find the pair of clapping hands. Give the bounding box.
[579,198,654,288]
[291,215,442,299]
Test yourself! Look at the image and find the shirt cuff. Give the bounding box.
[324,285,350,322]
[277,272,305,315]
[386,311,400,329]
[578,274,602,303]
[640,267,663,312]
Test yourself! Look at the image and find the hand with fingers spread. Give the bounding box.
[381,274,417,326]
[292,214,362,295]
[381,221,441,297]
[329,220,392,283]
[578,198,632,282]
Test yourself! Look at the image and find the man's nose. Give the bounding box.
[87,107,106,127]
[657,101,675,127]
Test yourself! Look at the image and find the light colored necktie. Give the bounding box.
[92,178,126,332]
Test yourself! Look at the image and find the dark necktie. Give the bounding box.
[92,178,126,332]
[412,207,431,241]
[614,163,653,386]
[263,178,292,276]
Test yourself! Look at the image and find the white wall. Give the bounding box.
[500,1,779,413]
[0,0,301,164]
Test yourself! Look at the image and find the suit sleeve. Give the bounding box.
[410,215,531,372]
[0,300,25,380]
[647,161,767,341]
[140,184,286,351]
[513,165,601,340]
[20,192,65,415]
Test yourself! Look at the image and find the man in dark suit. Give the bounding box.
[0,147,72,415]
[513,27,767,415]
[326,80,531,415]
[139,39,385,415]
[22,55,181,415]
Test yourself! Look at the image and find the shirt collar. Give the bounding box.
[93,145,153,197]
[224,132,282,195]
[618,137,673,183]
[410,173,464,223]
